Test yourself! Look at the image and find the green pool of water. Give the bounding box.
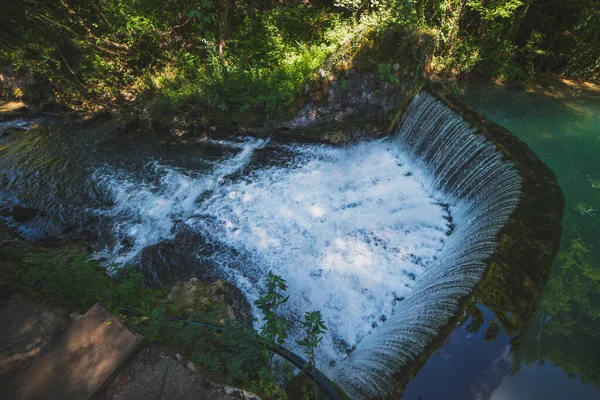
[463,82,600,399]
[403,81,600,399]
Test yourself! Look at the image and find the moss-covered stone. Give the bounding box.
[168,278,251,327]
[426,81,563,333]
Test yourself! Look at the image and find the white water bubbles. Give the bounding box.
[189,140,452,364]
[92,137,269,266]
[93,135,452,365]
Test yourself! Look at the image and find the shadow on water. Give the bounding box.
[0,117,238,243]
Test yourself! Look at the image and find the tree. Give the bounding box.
[217,0,229,55]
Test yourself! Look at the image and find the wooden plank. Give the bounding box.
[14,303,144,400]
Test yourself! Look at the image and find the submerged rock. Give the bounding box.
[123,115,141,131]
[11,207,40,223]
[1,127,27,138]
[484,321,500,342]
[14,106,29,113]
[139,229,220,285]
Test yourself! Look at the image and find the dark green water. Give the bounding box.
[403,81,600,399]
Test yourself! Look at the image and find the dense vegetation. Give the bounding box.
[0,0,598,114]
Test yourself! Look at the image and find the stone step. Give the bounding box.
[14,303,144,400]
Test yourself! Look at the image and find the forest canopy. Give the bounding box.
[1,0,599,112]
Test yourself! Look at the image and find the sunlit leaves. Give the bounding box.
[467,0,524,20]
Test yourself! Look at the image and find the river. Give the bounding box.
[1,78,599,399]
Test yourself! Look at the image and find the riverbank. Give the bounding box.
[452,75,600,100]
[4,69,599,150]
[0,291,260,399]
[0,211,270,396]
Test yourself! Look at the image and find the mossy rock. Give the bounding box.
[168,278,251,327]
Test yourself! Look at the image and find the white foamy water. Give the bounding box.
[93,92,521,399]
[94,137,452,363]
[330,93,521,399]
[93,137,268,265]
[193,141,451,362]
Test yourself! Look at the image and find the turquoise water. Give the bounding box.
[403,81,600,399]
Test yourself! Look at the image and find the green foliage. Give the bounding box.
[542,237,600,320]
[253,365,290,399]
[523,30,547,76]
[333,0,365,14]
[0,0,351,115]
[467,0,524,21]
[252,273,329,398]
[158,315,266,385]
[1,0,597,118]
[129,307,269,386]
[10,251,329,395]
[511,232,600,387]
[10,251,268,388]
[255,271,290,346]
[376,0,600,81]
[13,251,157,311]
[296,311,327,366]
[187,1,218,27]
[377,63,400,86]
[296,311,327,400]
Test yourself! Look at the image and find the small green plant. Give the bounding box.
[10,251,268,387]
[523,30,547,77]
[377,63,400,86]
[13,251,158,311]
[254,271,290,348]
[296,311,327,400]
[11,251,330,397]
[253,271,291,396]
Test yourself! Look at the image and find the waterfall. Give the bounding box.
[89,91,521,399]
[330,92,521,398]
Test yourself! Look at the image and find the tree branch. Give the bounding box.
[58,0,129,52]
[25,7,122,56]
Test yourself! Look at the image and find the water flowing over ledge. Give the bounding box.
[330,92,522,399]
[88,91,523,399]
[0,81,565,400]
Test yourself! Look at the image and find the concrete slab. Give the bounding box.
[13,303,144,400]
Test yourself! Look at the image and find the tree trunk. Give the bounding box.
[218,0,229,56]
[507,0,534,43]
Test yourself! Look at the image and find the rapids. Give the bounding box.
[0,92,521,399]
